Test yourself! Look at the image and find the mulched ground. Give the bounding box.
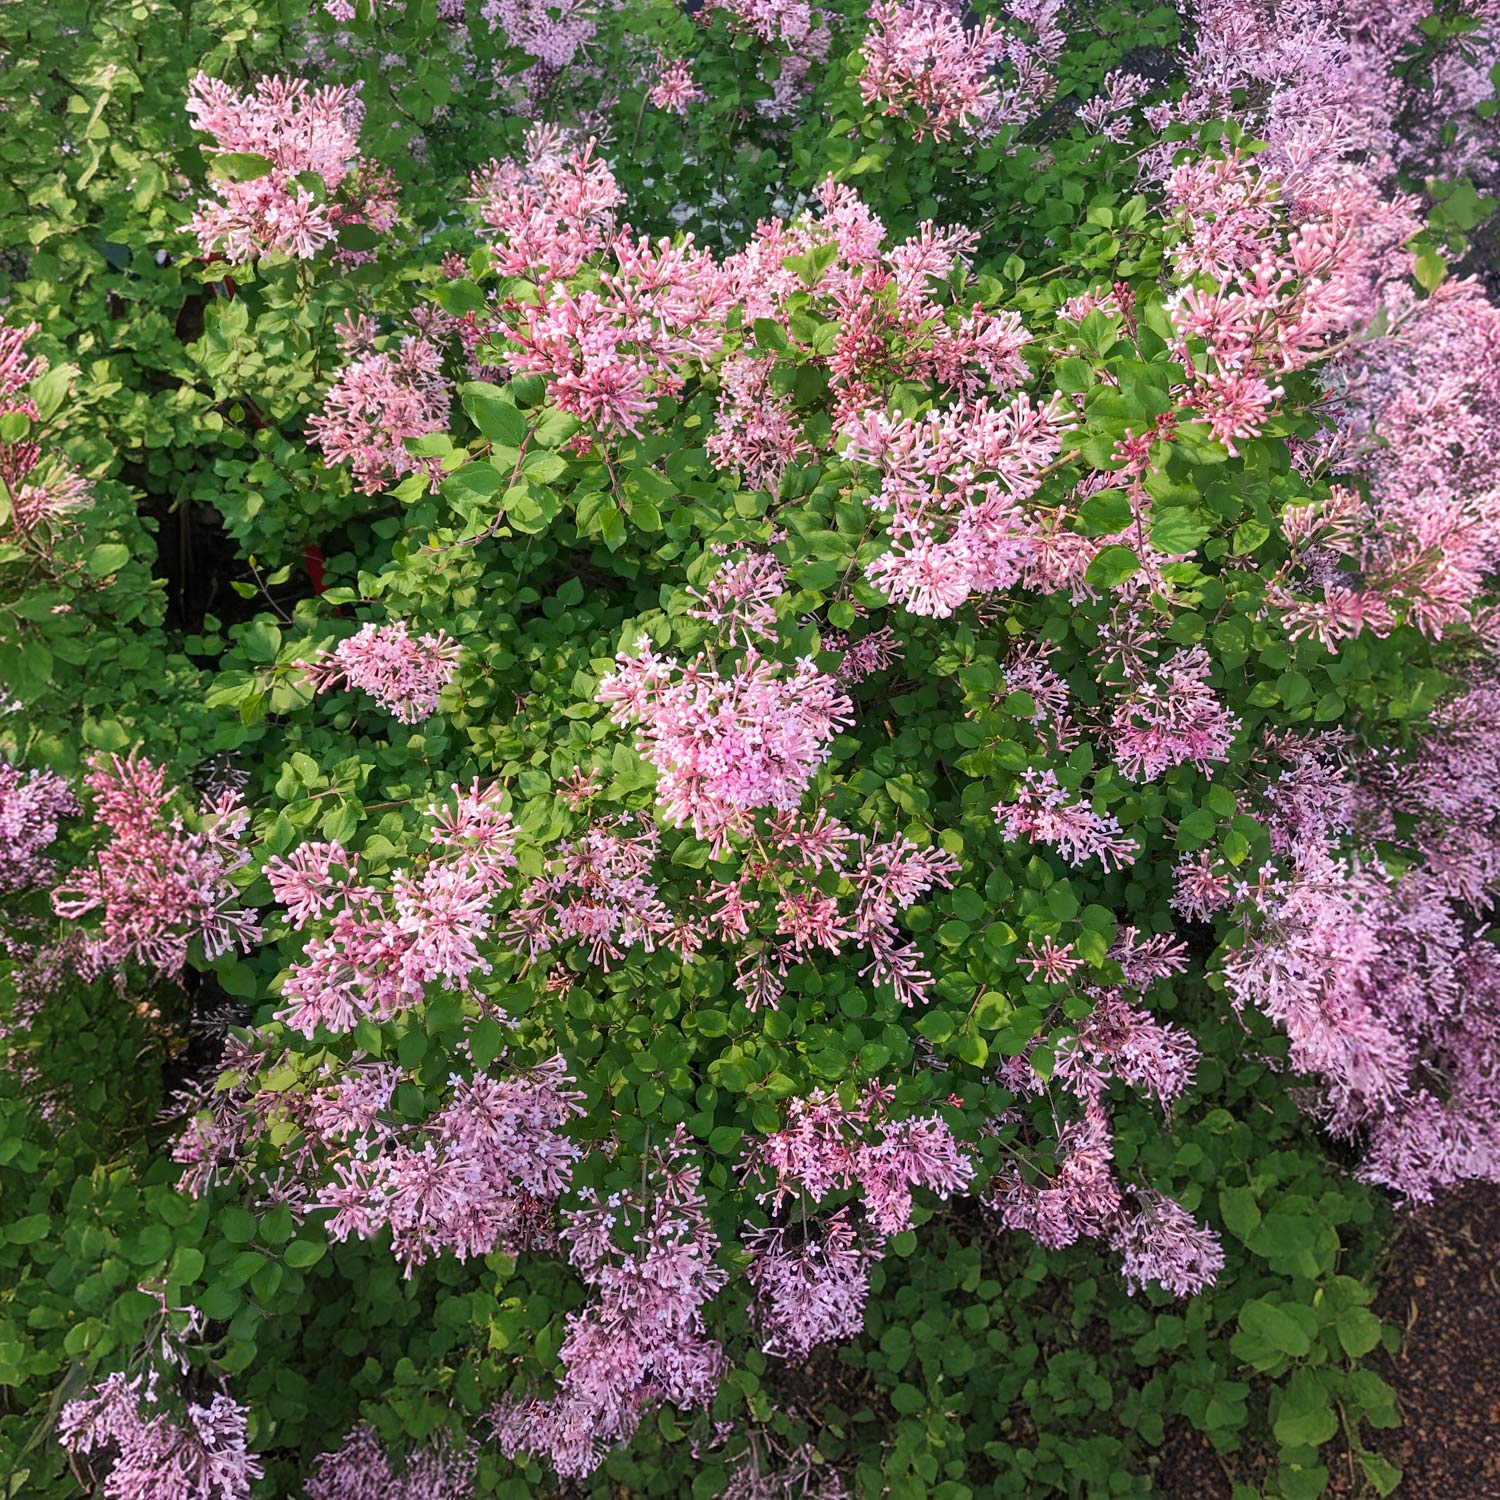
[1160,1183,1500,1500]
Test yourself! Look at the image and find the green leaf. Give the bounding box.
[1413,248,1446,293]
[1150,507,1215,554]
[1077,489,1132,535]
[435,280,488,316]
[469,1016,505,1070]
[1240,1299,1312,1357]
[87,543,132,576]
[1219,1186,1261,1243]
[1358,1452,1401,1496]
[1232,519,1271,555]
[462,383,528,446]
[209,152,275,181]
[220,1207,258,1244]
[0,640,51,699]
[1273,1371,1336,1447]
[1083,544,1139,589]
[338,222,380,252]
[534,408,581,448]
[753,317,788,352]
[1335,1306,1382,1358]
[5,1215,50,1245]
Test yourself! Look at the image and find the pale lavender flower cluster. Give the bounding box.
[0,322,92,551]
[741,1085,974,1356]
[50,754,260,979]
[1110,646,1239,782]
[502,815,682,970]
[990,1102,1223,1297]
[988,917,1217,1297]
[742,1208,877,1361]
[317,1052,585,1274]
[721,1439,852,1499]
[307,332,452,496]
[995,767,1139,871]
[830,624,903,683]
[1210,706,1500,1202]
[1114,1189,1228,1298]
[493,1128,727,1477]
[305,1423,477,1500]
[172,1029,583,1274]
[0,762,77,894]
[57,1372,262,1500]
[1052,988,1199,1113]
[481,0,595,68]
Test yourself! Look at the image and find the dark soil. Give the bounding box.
[1344,1181,1500,1500]
[1154,1419,1233,1500]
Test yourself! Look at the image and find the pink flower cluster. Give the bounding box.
[995,768,1138,871]
[1210,707,1500,1201]
[494,1128,726,1477]
[1077,69,1149,141]
[0,322,91,550]
[1157,2,1500,645]
[1162,150,1415,455]
[726,181,1030,424]
[469,128,623,287]
[859,0,1063,141]
[598,639,852,851]
[705,353,811,495]
[269,780,516,1036]
[187,73,389,262]
[647,51,704,113]
[502,226,732,437]
[481,0,596,68]
[703,0,831,115]
[841,394,1074,616]
[474,159,1058,467]
[307,330,451,496]
[58,1372,261,1500]
[859,0,1008,141]
[503,815,682,970]
[298,619,462,723]
[1109,646,1239,782]
[496,758,957,1010]
[51,753,260,978]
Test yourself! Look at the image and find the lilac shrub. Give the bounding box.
[3,0,1499,1497]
